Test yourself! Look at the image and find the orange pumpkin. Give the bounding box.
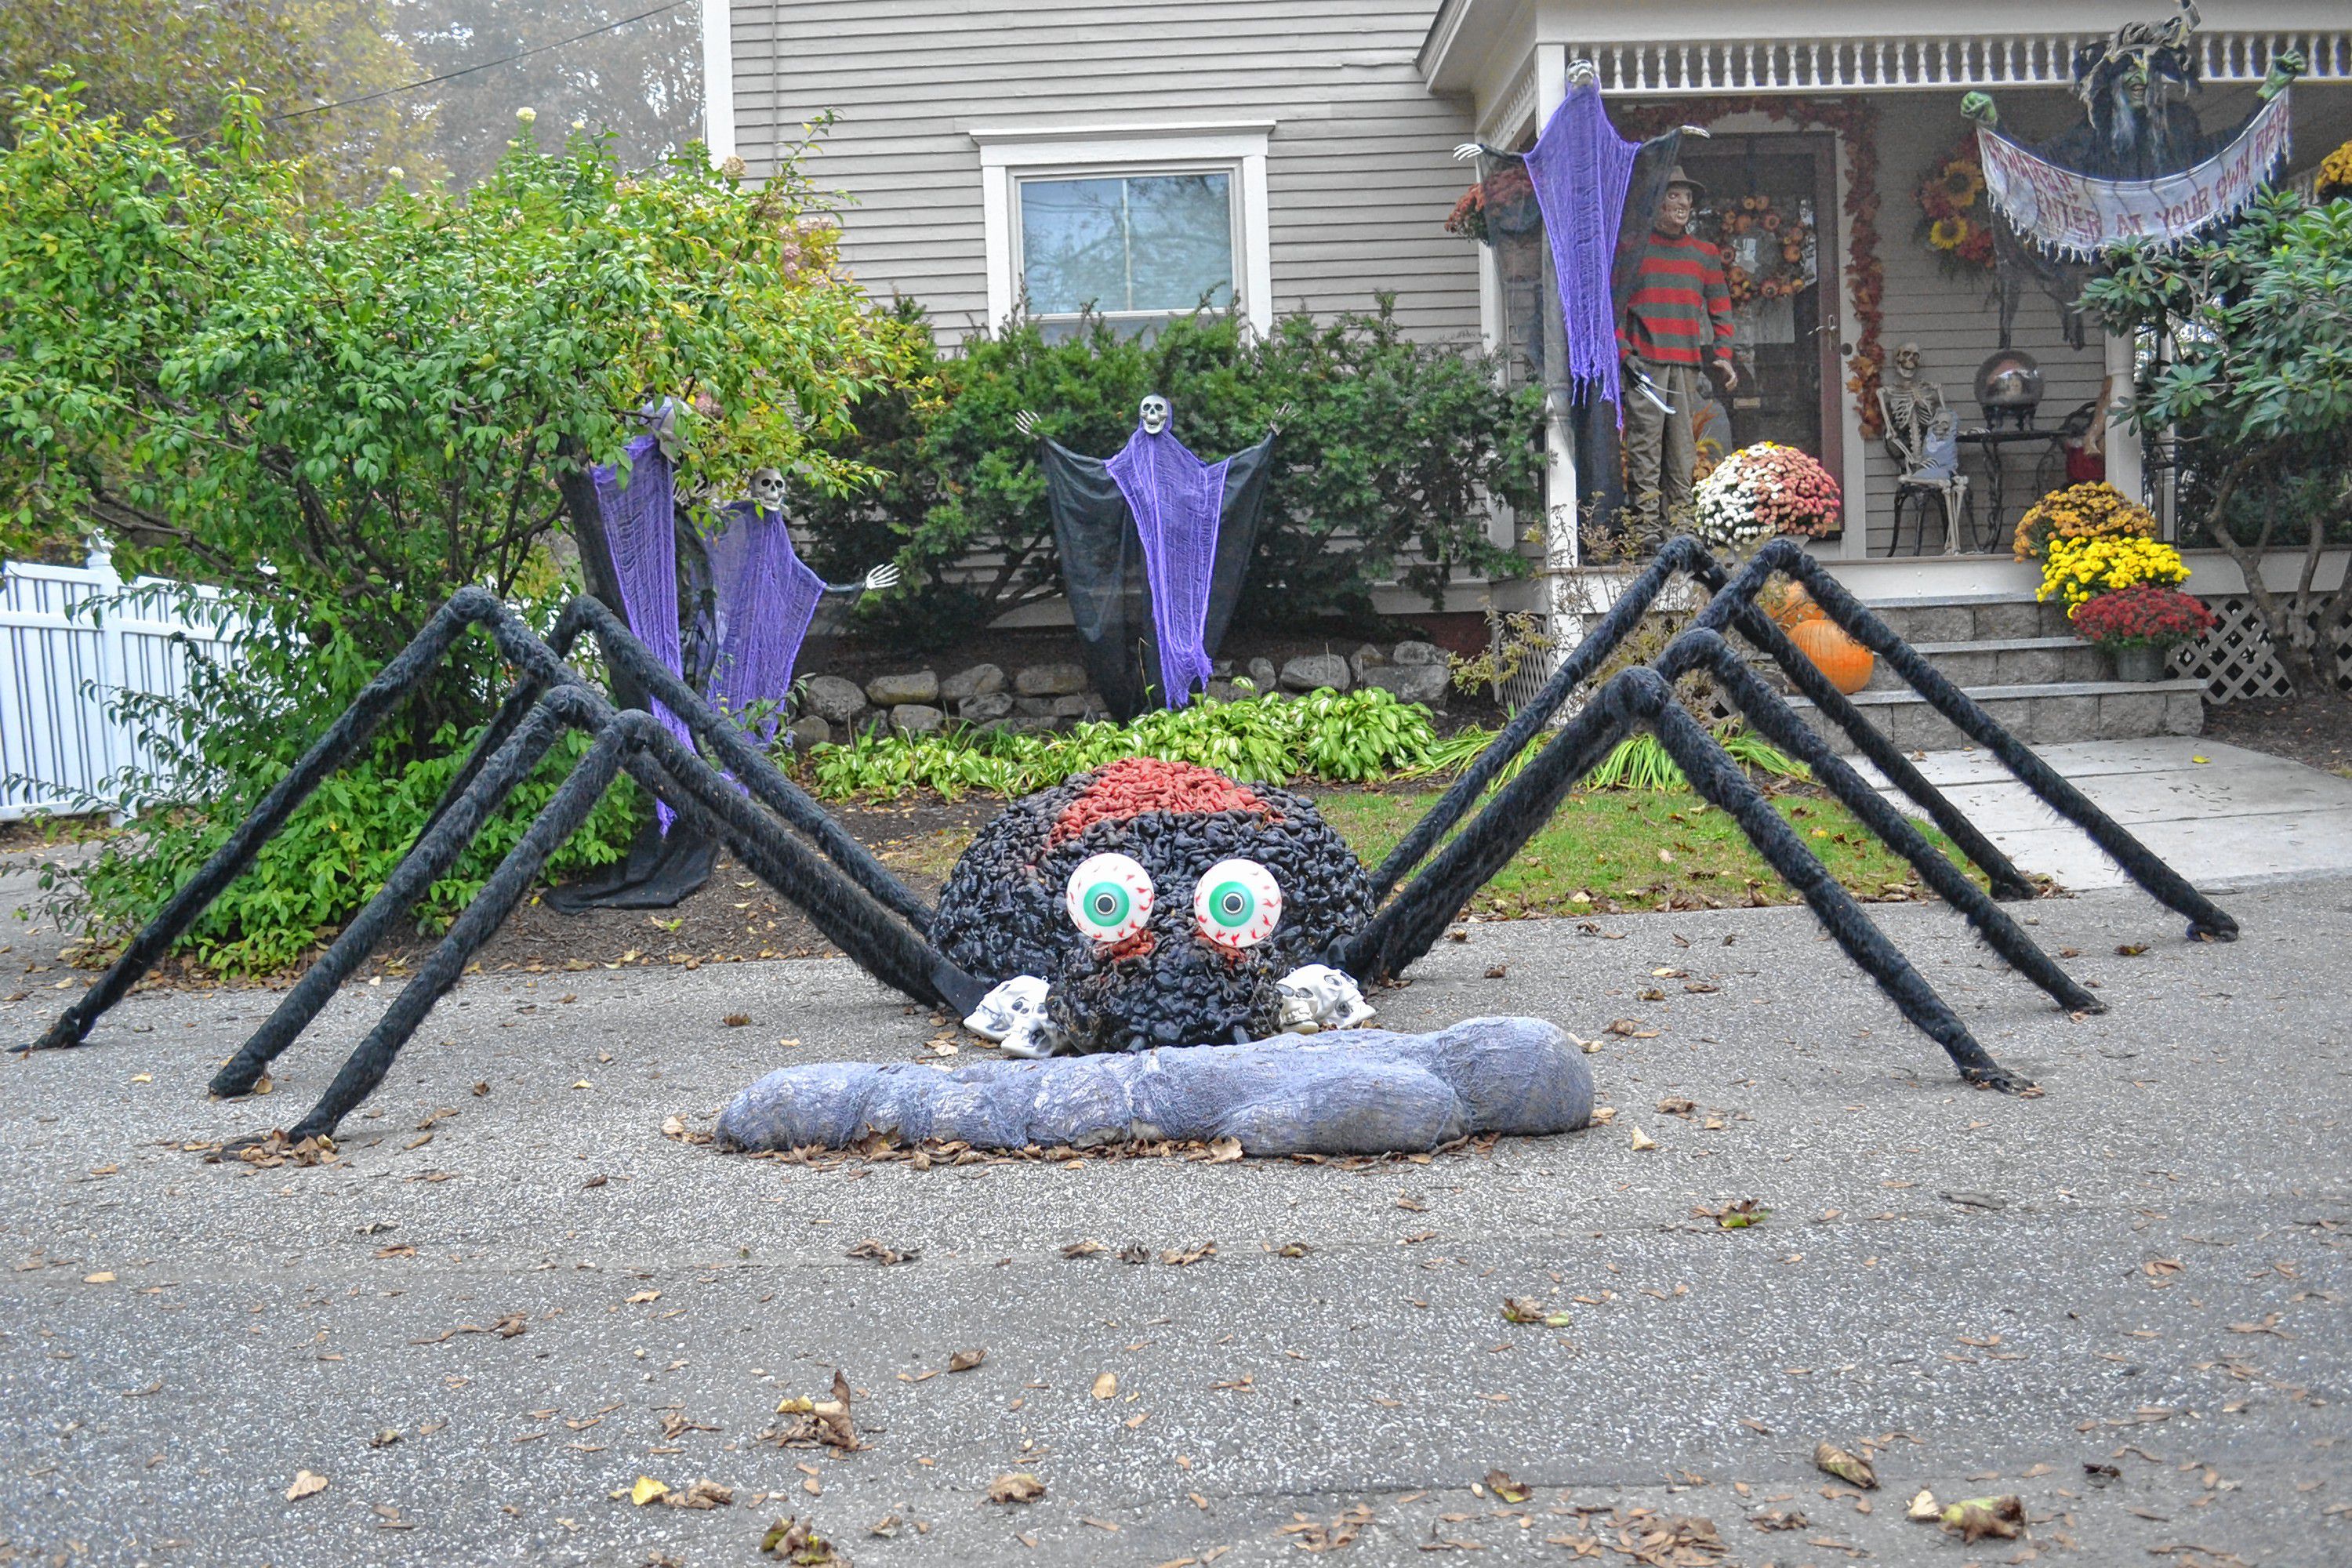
[1788,617,1874,695]
[1772,582,1826,629]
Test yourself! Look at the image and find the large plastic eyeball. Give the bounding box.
[1065,852,1153,943]
[1192,858,1283,949]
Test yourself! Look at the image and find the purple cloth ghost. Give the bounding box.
[593,434,694,829]
[1523,81,1640,422]
[1105,428,1229,706]
[703,503,826,743]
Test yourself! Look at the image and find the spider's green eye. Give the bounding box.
[1065,852,1153,942]
[1193,858,1282,949]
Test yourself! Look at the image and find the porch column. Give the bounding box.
[1534,47,1581,632]
[2102,328,2144,512]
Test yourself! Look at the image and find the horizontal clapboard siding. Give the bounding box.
[730,0,1483,343]
[1860,90,2108,554]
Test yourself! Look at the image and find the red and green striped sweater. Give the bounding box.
[1619,228,1734,368]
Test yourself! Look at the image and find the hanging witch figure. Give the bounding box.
[1017,395,1287,721]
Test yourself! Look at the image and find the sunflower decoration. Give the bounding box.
[2318,137,2352,203]
[1708,191,1815,308]
[1915,133,1996,277]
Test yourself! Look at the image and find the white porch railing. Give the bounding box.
[1,550,245,821]
[1568,31,2350,96]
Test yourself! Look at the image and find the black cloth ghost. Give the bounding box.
[1037,434,1276,723]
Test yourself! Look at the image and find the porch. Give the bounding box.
[1419,5,2352,575]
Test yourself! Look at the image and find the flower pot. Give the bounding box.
[2108,644,2167,683]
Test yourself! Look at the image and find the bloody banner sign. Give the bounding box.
[1977,90,2292,258]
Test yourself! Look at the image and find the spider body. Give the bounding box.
[931,759,1373,1053]
[22,536,2241,1144]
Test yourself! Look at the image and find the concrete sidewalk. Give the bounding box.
[3,875,2348,1566]
[1858,735,2352,891]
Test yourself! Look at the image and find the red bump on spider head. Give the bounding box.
[1047,757,1274,847]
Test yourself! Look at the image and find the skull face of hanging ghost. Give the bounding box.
[1138,395,1171,437]
[750,467,788,513]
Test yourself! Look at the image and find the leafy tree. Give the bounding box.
[0,0,436,191]
[2085,191,2352,699]
[0,81,920,745]
[797,307,1543,647]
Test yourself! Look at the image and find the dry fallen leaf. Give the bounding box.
[1092,1372,1119,1399]
[845,1239,917,1265]
[1940,1494,2024,1542]
[988,1472,1047,1504]
[1628,1127,1657,1152]
[760,1515,844,1562]
[1207,1136,1244,1163]
[949,1348,987,1374]
[724,1014,752,1027]
[1906,1488,1940,1521]
[1061,1240,1108,1258]
[662,1477,734,1510]
[1501,1297,1571,1327]
[630,1475,670,1506]
[626,1289,661,1304]
[1160,1240,1215,1266]
[1813,1441,1878,1489]
[1483,1468,1530,1504]
[285,1470,328,1501]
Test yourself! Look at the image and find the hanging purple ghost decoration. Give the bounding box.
[1104,409,1230,708]
[592,433,695,829]
[701,499,827,744]
[1523,79,1640,421]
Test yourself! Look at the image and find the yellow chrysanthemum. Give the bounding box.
[2038,535,2190,611]
[2319,138,2352,201]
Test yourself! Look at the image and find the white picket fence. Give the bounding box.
[1,549,245,821]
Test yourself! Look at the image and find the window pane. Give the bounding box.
[1124,172,1232,311]
[1019,176,1128,316]
[1018,171,1233,317]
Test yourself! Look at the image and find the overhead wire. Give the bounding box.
[264,1,687,122]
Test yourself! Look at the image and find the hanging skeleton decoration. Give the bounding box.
[1016,397,1285,720]
[1960,2,2303,346]
[19,535,2238,1150]
[550,448,898,911]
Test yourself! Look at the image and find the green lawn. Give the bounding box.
[877,784,1981,918]
[1309,786,1980,916]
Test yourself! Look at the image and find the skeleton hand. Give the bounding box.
[1267,401,1294,435]
[2259,49,2304,100]
[863,562,902,593]
[1014,409,1040,438]
[1452,142,1484,162]
[1960,92,1998,127]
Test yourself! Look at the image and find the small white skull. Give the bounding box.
[750,466,788,512]
[1138,394,1171,437]
[1274,964,1376,1035]
[963,975,1065,1058]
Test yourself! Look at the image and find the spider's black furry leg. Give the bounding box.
[16,588,505,1055]
[208,688,585,1098]
[284,715,635,1141]
[1371,535,1721,898]
[1736,544,2236,940]
[1635,683,2031,1091]
[545,598,935,929]
[1704,543,2038,901]
[1662,629,2103,1015]
[623,723,987,1017]
[1334,688,1636,982]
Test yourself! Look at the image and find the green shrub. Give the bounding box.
[797,686,1443,800]
[796,304,1544,647]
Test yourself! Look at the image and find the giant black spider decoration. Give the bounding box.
[20,535,2234,1138]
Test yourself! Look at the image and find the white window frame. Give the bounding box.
[969,122,1275,337]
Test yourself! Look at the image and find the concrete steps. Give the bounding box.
[1766,590,2206,753]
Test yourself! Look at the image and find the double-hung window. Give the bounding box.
[973,124,1273,339]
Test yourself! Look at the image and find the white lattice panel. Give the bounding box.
[1570,31,2348,96]
[2179,595,2352,704]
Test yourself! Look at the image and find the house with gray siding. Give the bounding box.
[701,2,2351,730]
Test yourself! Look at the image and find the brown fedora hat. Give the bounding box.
[1665,165,1706,195]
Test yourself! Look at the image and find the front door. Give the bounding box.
[1675,133,1844,498]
